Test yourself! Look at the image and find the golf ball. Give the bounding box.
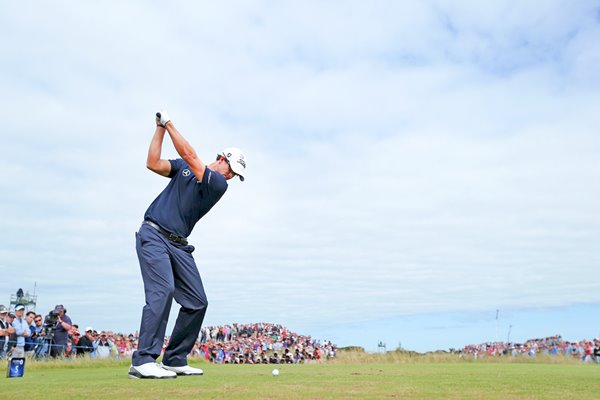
[272,368,280,376]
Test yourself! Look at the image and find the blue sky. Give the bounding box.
[1,1,599,352]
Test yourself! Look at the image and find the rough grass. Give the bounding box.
[2,354,598,399]
[333,350,587,365]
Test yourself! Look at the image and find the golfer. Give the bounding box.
[129,111,246,379]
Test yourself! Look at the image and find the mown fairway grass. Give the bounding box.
[2,355,599,399]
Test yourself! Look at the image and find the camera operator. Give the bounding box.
[50,304,72,358]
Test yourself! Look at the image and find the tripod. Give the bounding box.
[34,330,56,359]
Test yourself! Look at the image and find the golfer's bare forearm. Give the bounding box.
[147,127,166,166]
[146,127,171,176]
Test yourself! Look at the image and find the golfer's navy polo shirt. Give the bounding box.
[144,159,228,238]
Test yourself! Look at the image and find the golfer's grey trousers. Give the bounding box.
[132,223,207,367]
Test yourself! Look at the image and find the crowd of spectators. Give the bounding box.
[1,304,336,364]
[459,334,600,362]
[193,323,337,364]
[4,301,600,366]
[4,302,600,365]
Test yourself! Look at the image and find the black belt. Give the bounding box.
[143,221,188,246]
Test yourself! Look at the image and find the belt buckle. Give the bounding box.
[168,233,178,242]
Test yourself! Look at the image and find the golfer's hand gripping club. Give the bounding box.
[156,110,171,127]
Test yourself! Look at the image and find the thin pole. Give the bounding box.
[495,309,499,343]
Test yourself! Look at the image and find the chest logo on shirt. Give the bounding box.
[182,169,191,177]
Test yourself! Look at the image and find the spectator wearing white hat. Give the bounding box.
[76,327,95,357]
[593,339,600,364]
[11,304,30,358]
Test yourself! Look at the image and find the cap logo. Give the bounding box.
[237,159,246,168]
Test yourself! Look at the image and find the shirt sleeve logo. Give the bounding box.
[182,169,191,177]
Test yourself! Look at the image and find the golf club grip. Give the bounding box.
[156,112,161,119]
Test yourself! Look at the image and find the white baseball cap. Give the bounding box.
[222,147,246,182]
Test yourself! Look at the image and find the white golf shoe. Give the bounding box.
[160,363,204,376]
[128,362,177,379]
